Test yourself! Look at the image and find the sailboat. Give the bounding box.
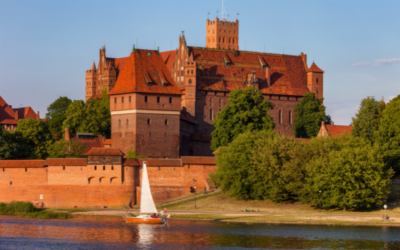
[124,161,168,224]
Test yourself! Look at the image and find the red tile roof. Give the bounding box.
[181,156,216,165]
[0,96,16,124]
[123,158,140,166]
[108,50,182,96]
[180,109,196,124]
[187,47,310,96]
[142,159,182,167]
[104,139,112,145]
[0,160,45,168]
[12,107,37,119]
[106,57,129,73]
[160,50,176,73]
[71,134,104,153]
[325,125,352,137]
[307,62,324,73]
[86,148,124,156]
[45,158,87,166]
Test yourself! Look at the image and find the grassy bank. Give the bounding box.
[0,201,72,219]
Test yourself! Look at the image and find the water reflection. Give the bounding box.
[0,216,400,249]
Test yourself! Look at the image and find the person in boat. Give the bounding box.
[151,213,158,218]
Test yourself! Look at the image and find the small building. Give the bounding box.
[64,128,104,153]
[317,121,352,137]
[0,96,42,131]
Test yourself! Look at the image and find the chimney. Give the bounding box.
[332,122,334,126]
[36,111,40,120]
[65,128,70,141]
[266,66,271,86]
[15,110,18,120]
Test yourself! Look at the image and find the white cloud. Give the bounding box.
[388,95,396,101]
[374,58,400,66]
[350,61,370,67]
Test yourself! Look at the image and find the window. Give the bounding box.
[118,119,121,126]
[191,70,193,75]
[147,119,151,125]
[165,119,168,125]
[219,98,222,109]
[289,111,292,125]
[210,98,213,107]
[126,119,129,125]
[157,97,160,103]
[129,96,131,102]
[25,168,27,172]
[103,166,105,170]
[316,78,319,84]
[169,97,172,103]
[94,166,97,170]
[188,79,192,85]
[187,70,189,74]
[114,97,117,104]
[223,37,225,43]
[229,38,231,43]
[122,97,124,103]
[63,166,65,170]
[111,166,114,170]
[279,110,282,124]
[219,37,221,43]
[210,109,213,121]
[316,88,319,94]
[233,38,235,44]
[145,96,148,102]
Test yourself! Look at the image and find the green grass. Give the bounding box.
[0,201,71,219]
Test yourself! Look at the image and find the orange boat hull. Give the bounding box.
[125,217,163,224]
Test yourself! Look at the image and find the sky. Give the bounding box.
[0,0,399,125]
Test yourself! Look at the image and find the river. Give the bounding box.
[0,216,399,249]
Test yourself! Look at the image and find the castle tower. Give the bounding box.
[307,62,324,99]
[184,52,197,116]
[206,18,239,50]
[102,60,117,93]
[85,62,97,101]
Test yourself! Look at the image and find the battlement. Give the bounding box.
[206,18,239,26]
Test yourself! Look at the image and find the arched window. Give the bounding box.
[289,111,292,125]
[188,79,192,85]
[147,119,151,125]
[165,119,168,125]
[279,110,282,124]
[210,109,213,121]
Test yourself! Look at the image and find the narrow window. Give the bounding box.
[210,98,213,107]
[191,70,193,75]
[210,109,213,121]
[114,97,117,104]
[279,110,282,124]
[126,119,129,125]
[157,97,160,103]
[316,88,319,94]
[165,119,168,125]
[233,38,235,44]
[158,166,161,170]
[94,166,97,170]
[118,119,121,126]
[122,97,124,103]
[111,166,114,170]
[147,118,151,125]
[289,111,292,125]
[223,37,225,43]
[219,98,222,109]
[25,168,27,172]
[187,70,189,74]
[129,96,131,102]
[219,37,221,43]
[316,78,319,84]
[63,166,65,170]
[103,166,105,170]
[189,79,192,85]
[2,168,4,172]
[169,97,172,103]
[145,96,148,102]
[229,38,231,43]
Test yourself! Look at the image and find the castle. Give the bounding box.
[85,18,325,157]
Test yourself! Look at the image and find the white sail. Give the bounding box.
[140,162,158,214]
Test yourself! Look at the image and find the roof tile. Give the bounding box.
[86,148,124,156]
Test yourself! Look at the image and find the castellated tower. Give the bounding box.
[85,62,97,101]
[183,52,197,115]
[206,18,239,50]
[307,62,324,100]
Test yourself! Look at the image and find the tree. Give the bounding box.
[301,136,393,210]
[15,118,53,159]
[0,126,34,159]
[62,100,85,135]
[126,148,146,158]
[211,86,274,150]
[47,140,86,158]
[351,96,382,144]
[45,96,72,140]
[80,91,111,138]
[293,92,326,138]
[376,95,400,172]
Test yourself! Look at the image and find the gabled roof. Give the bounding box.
[0,96,16,124]
[12,107,37,119]
[86,147,124,156]
[325,124,352,137]
[106,56,129,72]
[160,50,177,73]
[70,134,104,153]
[186,47,310,96]
[108,50,181,96]
[307,62,324,73]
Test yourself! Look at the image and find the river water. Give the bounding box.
[0,216,399,249]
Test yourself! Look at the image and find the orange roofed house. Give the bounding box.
[317,121,352,137]
[0,96,42,131]
[85,17,325,156]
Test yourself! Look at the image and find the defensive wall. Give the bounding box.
[0,155,216,208]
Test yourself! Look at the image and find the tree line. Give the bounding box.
[0,91,111,160]
[210,87,400,209]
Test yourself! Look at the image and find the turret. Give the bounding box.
[307,62,324,99]
[184,52,197,116]
[206,18,239,50]
[85,61,97,101]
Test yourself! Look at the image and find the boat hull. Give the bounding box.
[125,216,163,224]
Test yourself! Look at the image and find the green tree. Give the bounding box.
[0,127,34,159]
[376,95,400,172]
[15,118,53,159]
[351,96,382,144]
[48,140,86,158]
[301,136,393,210]
[80,92,111,138]
[62,100,85,135]
[126,148,146,158]
[293,92,326,138]
[211,86,274,150]
[45,96,72,140]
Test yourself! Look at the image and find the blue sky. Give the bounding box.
[1,0,399,125]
